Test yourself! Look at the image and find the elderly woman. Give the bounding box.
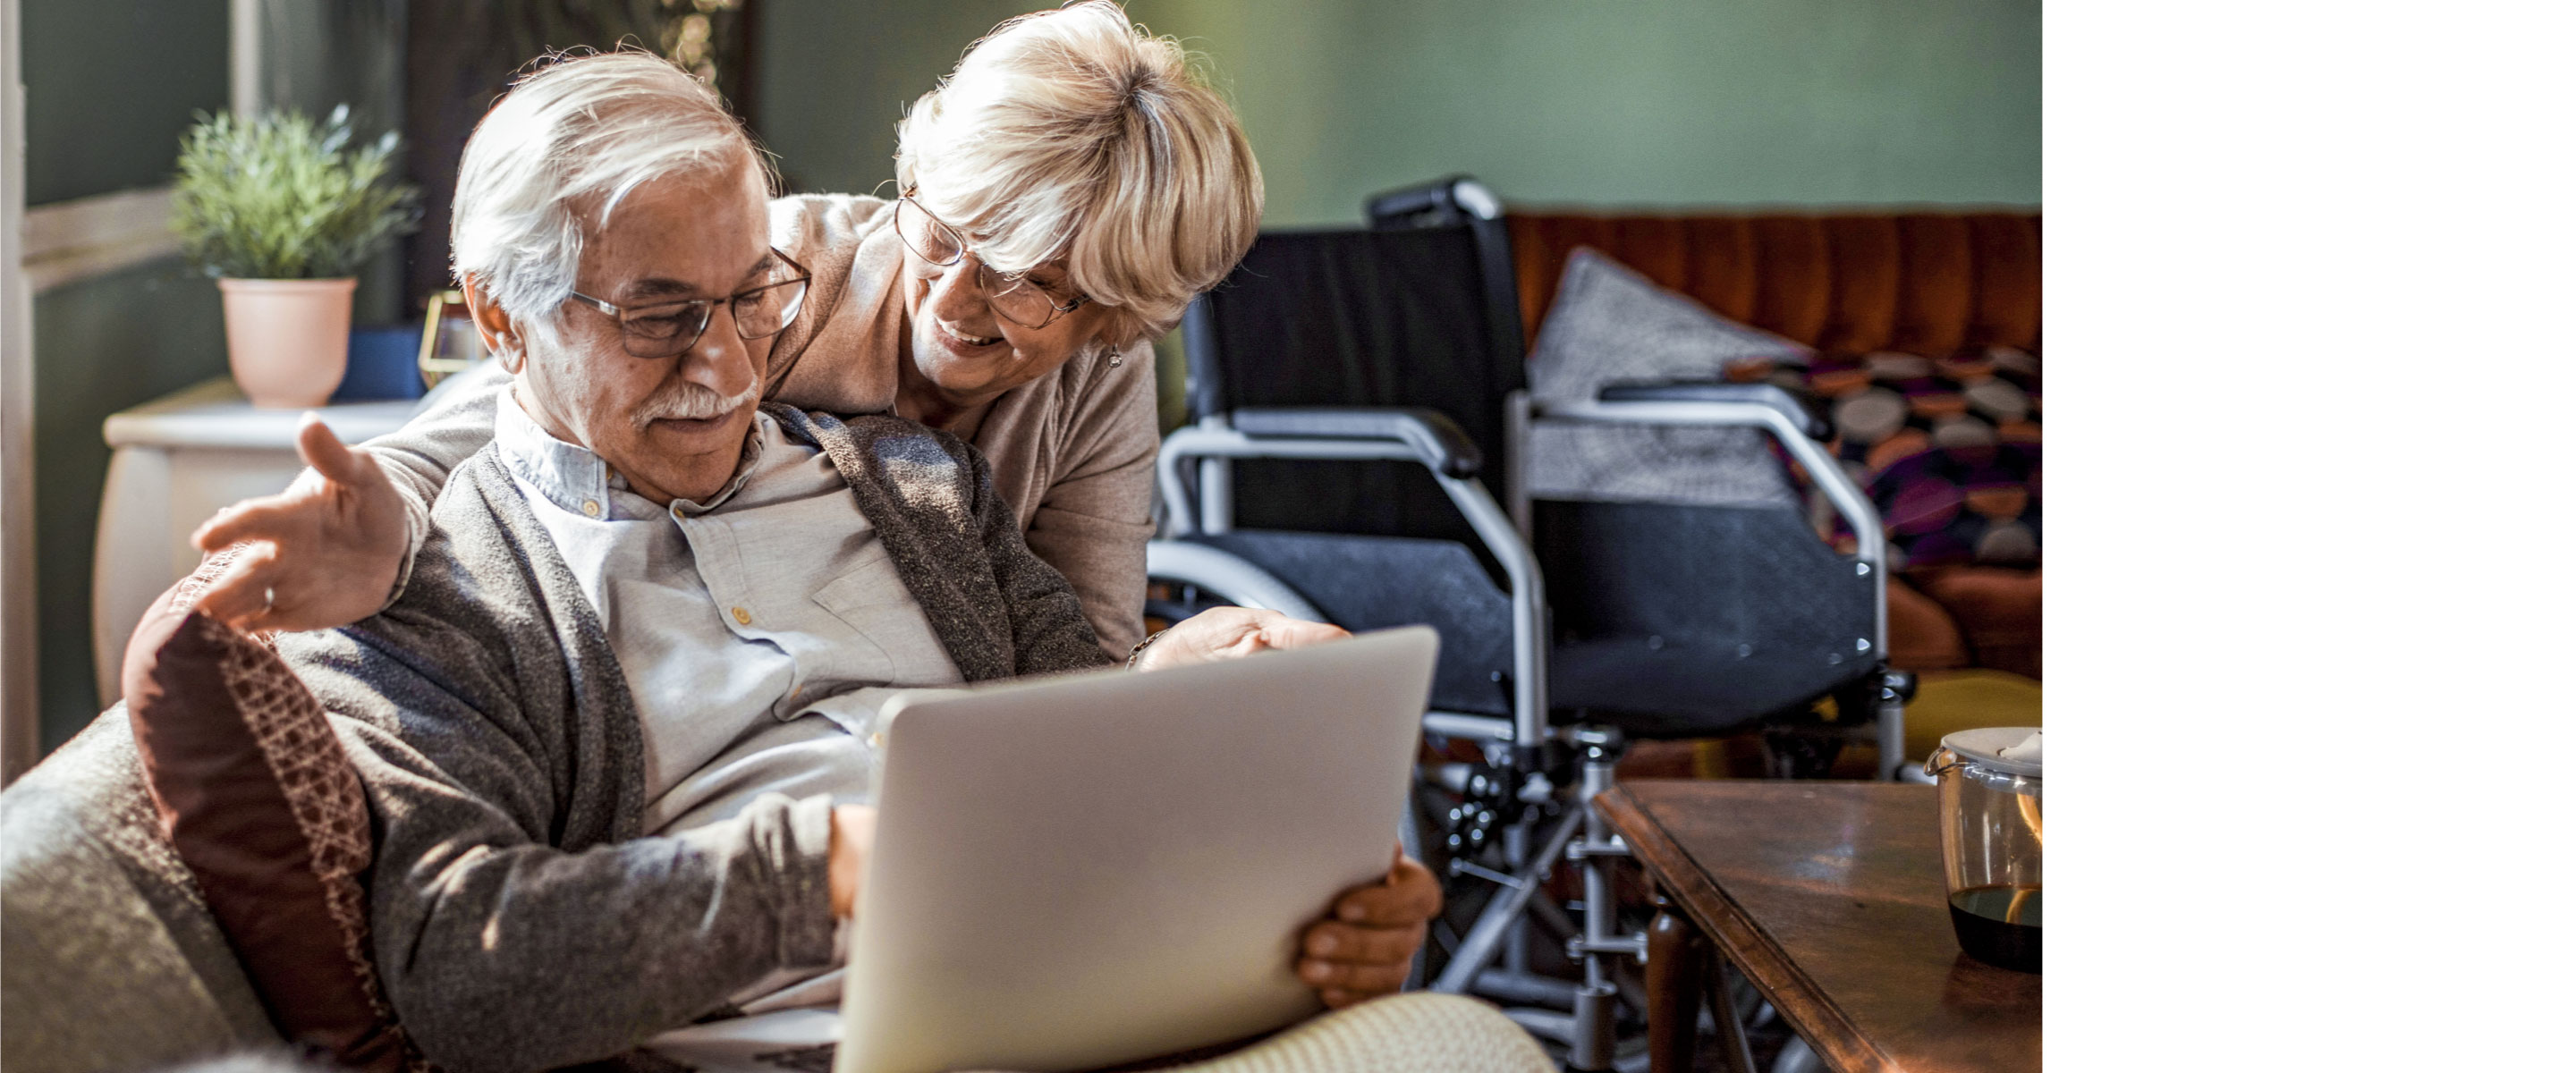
[189,0,1438,1023]
[194,0,1249,659]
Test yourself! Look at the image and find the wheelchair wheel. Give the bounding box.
[1142,540,1325,625]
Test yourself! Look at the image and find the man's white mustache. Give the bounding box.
[631,380,760,427]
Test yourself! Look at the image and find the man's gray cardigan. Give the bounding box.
[276,407,1114,1073]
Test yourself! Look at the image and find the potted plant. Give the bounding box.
[171,105,420,409]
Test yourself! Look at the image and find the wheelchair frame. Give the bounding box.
[1148,385,1902,1069]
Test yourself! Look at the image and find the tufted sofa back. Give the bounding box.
[1503,211,2040,356]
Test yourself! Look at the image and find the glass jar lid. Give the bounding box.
[1937,726,2042,780]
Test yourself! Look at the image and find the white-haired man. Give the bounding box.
[275,51,1436,1073]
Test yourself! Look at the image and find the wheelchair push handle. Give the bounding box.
[1229,407,1485,478]
[1364,174,1504,227]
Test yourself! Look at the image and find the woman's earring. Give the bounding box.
[1106,351,1123,368]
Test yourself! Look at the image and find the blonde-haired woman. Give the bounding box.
[184,4,1443,1036]
[198,0,1256,662]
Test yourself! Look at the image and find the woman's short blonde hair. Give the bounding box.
[896,1,1263,350]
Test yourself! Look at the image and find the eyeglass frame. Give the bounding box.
[893,186,1092,330]
[564,247,814,359]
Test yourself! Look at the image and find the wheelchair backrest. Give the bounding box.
[1182,225,1525,546]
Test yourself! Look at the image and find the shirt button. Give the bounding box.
[731,606,752,626]
[580,499,601,518]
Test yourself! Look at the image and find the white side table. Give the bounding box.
[92,377,419,705]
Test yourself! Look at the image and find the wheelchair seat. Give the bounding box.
[1187,509,1875,740]
[1538,499,1877,738]
[1184,530,1516,721]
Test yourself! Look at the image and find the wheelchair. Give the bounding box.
[1142,178,1909,1070]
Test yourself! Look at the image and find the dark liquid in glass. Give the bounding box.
[1947,883,2040,973]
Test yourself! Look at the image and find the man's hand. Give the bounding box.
[827,805,878,918]
[1296,852,1441,1009]
[190,415,410,633]
[1131,606,1350,672]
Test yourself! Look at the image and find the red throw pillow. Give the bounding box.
[121,547,422,1072]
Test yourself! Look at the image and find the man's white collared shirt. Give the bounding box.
[491,390,962,837]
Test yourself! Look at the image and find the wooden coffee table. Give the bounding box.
[1593,781,2039,1073]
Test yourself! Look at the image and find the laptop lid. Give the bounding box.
[833,627,1437,1073]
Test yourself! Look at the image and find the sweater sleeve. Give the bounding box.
[959,440,1121,678]
[1021,342,1159,659]
[764,193,902,415]
[288,622,839,1073]
[357,362,507,604]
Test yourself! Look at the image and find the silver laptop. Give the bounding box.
[831,626,1438,1073]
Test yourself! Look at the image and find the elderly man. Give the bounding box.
[275,54,1436,1073]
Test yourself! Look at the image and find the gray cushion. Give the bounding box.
[1523,249,1811,509]
[1,709,276,1073]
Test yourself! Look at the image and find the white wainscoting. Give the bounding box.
[21,184,181,293]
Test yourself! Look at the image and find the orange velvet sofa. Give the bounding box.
[1503,210,2041,680]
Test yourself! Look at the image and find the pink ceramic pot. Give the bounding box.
[217,277,357,409]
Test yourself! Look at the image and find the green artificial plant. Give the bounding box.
[171,105,421,280]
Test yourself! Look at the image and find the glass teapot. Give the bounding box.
[1925,727,2041,972]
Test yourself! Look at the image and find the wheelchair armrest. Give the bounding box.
[1231,407,1485,478]
[1595,381,1835,441]
[1533,383,1885,576]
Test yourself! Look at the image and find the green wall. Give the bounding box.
[30,267,229,750]
[750,0,1038,195]
[21,0,233,750]
[21,1,229,205]
[257,0,411,326]
[751,0,2041,220]
[749,0,2038,427]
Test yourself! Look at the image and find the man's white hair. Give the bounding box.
[897,1,1263,350]
[452,51,763,351]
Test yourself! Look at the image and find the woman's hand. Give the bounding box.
[188,415,411,632]
[828,805,879,918]
[1296,852,1442,1009]
[1129,607,1349,672]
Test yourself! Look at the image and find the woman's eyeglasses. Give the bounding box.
[564,248,812,359]
[892,189,1090,330]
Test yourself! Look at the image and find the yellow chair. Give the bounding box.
[1894,669,2043,764]
[1690,668,2041,779]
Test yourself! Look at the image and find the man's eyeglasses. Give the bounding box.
[565,249,812,359]
[892,188,1090,330]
